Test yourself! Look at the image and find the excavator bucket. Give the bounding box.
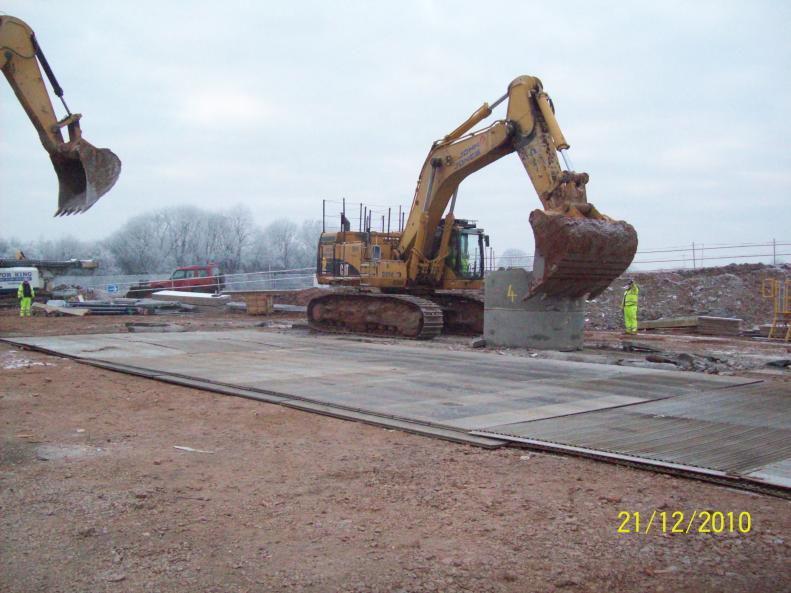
[528,209,638,300]
[50,138,121,216]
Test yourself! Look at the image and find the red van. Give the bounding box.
[146,264,225,293]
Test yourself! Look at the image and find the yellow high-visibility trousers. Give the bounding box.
[19,297,32,317]
[623,305,637,334]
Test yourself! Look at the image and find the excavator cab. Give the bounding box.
[447,223,486,280]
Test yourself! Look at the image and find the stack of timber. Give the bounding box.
[223,291,275,315]
[244,293,274,315]
[639,315,742,336]
[638,316,698,331]
[759,323,789,338]
[696,316,741,336]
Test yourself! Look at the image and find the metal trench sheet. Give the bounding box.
[475,382,791,490]
[5,330,768,464]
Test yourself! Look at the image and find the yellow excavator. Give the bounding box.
[309,75,639,339]
[1,15,120,215]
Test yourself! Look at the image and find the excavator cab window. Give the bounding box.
[451,230,484,280]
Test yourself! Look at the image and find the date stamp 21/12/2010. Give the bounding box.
[617,511,751,535]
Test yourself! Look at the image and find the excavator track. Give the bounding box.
[426,292,484,335]
[307,293,444,340]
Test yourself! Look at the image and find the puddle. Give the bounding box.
[35,444,104,461]
[2,351,55,370]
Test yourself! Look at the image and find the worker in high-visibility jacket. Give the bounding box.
[17,279,35,318]
[622,280,639,334]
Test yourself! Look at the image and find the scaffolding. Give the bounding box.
[762,278,791,342]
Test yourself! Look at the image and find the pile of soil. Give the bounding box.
[586,263,790,330]
[272,287,329,306]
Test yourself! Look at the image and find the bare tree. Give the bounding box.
[244,227,272,271]
[219,205,255,273]
[107,216,167,273]
[161,206,205,267]
[296,220,322,267]
[498,247,532,270]
[264,219,299,269]
[15,204,319,276]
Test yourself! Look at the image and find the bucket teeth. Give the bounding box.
[51,139,121,216]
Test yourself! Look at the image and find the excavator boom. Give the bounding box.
[0,15,120,215]
[403,75,637,299]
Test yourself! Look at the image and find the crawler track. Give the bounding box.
[426,292,484,335]
[307,293,443,339]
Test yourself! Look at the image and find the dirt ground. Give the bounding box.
[1,309,790,593]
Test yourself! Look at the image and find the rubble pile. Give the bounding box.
[270,287,329,306]
[587,263,790,331]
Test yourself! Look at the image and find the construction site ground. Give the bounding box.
[1,308,790,593]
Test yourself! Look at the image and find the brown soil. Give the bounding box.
[1,312,790,593]
[0,308,300,338]
[271,287,329,306]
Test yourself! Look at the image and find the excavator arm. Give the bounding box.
[0,15,120,215]
[399,75,637,299]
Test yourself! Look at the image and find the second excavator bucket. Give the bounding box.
[528,209,638,300]
[50,138,121,216]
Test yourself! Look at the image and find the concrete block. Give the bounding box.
[484,269,585,350]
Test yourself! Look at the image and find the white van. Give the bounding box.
[0,267,42,293]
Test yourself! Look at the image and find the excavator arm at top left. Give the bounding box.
[0,15,120,215]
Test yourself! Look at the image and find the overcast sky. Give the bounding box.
[2,0,789,259]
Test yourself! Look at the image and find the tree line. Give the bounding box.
[0,205,323,275]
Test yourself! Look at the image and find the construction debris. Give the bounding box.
[224,300,306,315]
[274,304,307,313]
[68,301,141,315]
[635,350,744,374]
[151,290,230,307]
[32,302,90,316]
[125,322,185,333]
[620,341,662,353]
[30,297,194,317]
[173,445,214,454]
[132,299,193,314]
[638,315,742,336]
